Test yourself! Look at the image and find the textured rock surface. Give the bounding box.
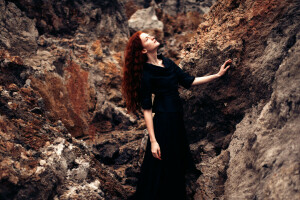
[178,0,300,199]
[0,0,135,139]
[128,6,164,33]
[0,0,137,199]
[224,27,300,200]
[158,0,216,16]
[129,0,216,16]
[0,57,128,199]
[0,0,215,198]
[0,1,38,57]
[2,0,298,199]
[85,128,148,196]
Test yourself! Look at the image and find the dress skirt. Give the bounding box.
[129,111,196,200]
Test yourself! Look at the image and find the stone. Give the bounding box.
[128,6,163,32]
[179,0,300,199]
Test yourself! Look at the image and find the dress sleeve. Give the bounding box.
[139,74,152,110]
[172,61,195,89]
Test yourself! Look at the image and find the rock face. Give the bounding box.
[178,0,300,199]
[0,1,39,57]
[0,57,128,199]
[0,0,210,198]
[129,0,216,16]
[0,0,135,139]
[0,0,136,199]
[157,0,216,16]
[2,0,299,199]
[128,6,164,33]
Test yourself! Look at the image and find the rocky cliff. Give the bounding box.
[179,0,300,199]
[127,0,216,16]
[0,0,213,198]
[0,0,134,139]
[1,0,299,199]
[0,56,129,199]
[0,0,132,199]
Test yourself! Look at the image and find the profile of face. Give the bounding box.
[139,32,160,54]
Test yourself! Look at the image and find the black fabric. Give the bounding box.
[138,55,195,113]
[129,112,197,200]
[130,55,197,200]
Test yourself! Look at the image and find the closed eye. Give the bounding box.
[146,35,152,41]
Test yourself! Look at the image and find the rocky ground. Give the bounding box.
[0,0,299,199]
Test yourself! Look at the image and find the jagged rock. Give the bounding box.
[0,1,38,57]
[128,0,216,16]
[3,0,299,199]
[0,0,133,138]
[224,29,300,199]
[95,143,120,165]
[128,6,164,33]
[97,100,137,127]
[85,128,146,195]
[158,0,216,16]
[179,0,300,199]
[8,0,129,41]
[0,0,218,198]
[0,56,128,199]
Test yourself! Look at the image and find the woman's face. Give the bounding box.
[140,32,160,54]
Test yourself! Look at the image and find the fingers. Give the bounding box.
[222,59,232,71]
[157,149,161,160]
[152,149,162,160]
[152,152,161,160]
[226,59,232,63]
[225,64,231,71]
[152,152,158,159]
[225,59,232,66]
[221,60,231,68]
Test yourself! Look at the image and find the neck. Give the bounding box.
[146,51,160,65]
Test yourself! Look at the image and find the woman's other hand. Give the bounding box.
[151,141,162,160]
[217,59,232,77]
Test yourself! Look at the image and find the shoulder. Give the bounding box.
[159,54,174,64]
[159,54,177,69]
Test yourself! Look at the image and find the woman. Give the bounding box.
[122,31,231,200]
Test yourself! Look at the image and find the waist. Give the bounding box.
[152,94,183,113]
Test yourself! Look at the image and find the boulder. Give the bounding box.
[128,6,163,33]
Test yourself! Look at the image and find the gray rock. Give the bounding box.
[128,6,163,32]
[224,30,300,200]
[180,0,300,199]
[0,1,38,57]
[97,100,137,126]
[128,0,216,16]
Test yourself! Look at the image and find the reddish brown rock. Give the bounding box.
[0,58,129,199]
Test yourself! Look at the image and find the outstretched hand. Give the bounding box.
[217,59,232,77]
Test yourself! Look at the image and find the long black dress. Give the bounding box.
[130,55,196,200]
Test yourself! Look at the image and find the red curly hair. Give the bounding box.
[122,31,147,114]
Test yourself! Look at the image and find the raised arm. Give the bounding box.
[191,59,232,86]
